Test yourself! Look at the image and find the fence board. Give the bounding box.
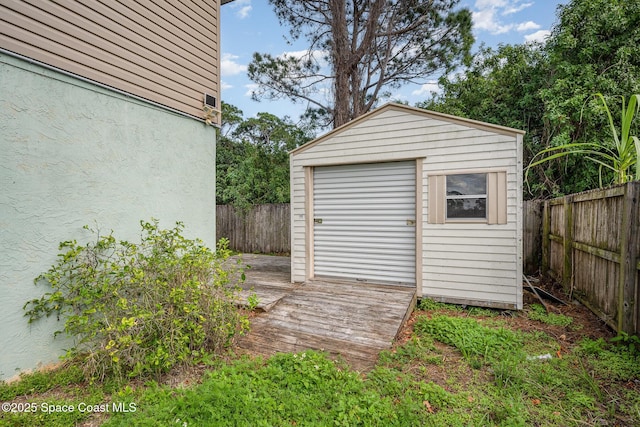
[523,200,542,274]
[541,182,640,336]
[216,204,290,254]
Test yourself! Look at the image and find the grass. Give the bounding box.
[527,303,574,327]
[2,301,639,426]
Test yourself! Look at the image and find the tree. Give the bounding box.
[419,43,571,197]
[542,0,640,136]
[421,0,640,198]
[249,0,473,128]
[527,94,640,186]
[216,103,312,209]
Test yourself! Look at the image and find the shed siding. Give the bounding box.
[0,0,219,121]
[291,105,523,309]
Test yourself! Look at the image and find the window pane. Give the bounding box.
[446,173,486,196]
[447,198,487,219]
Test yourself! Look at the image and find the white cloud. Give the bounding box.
[221,53,247,77]
[516,21,540,32]
[229,0,252,19]
[221,81,233,91]
[524,30,550,43]
[374,92,409,108]
[244,83,259,98]
[472,0,537,35]
[237,6,252,19]
[473,8,513,34]
[475,0,508,9]
[280,49,313,59]
[503,2,533,15]
[279,49,329,66]
[411,81,441,97]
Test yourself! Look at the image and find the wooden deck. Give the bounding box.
[233,254,416,371]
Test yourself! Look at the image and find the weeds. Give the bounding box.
[23,220,248,382]
[611,331,640,355]
[527,303,573,327]
[411,314,639,425]
[3,302,639,426]
[415,315,525,364]
[576,337,640,381]
[104,352,424,426]
[417,297,461,311]
[0,364,84,401]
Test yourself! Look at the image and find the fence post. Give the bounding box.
[562,195,573,292]
[523,200,542,274]
[619,182,640,334]
[541,200,550,276]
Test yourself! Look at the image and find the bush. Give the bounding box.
[24,220,248,381]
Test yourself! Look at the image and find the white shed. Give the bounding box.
[290,103,525,310]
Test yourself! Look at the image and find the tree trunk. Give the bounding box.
[330,0,351,128]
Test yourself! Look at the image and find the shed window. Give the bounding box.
[428,171,507,224]
[446,174,487,219]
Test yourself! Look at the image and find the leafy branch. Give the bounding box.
[526,94,640,189]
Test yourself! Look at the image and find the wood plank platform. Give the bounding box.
[233,254,416,372]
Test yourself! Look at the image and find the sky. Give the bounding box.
[220,0,569,121]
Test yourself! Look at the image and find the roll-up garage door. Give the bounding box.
[313,161,416,286]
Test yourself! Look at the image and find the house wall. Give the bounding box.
[0,53,216,381]
[290,104,523,309]
[0,0,220,123]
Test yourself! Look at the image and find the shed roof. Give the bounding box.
[291,102,525,156]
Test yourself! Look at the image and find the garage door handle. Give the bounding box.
[406,219,415,226]
[314,218,323,224]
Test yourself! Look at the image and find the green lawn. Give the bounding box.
[2,301,639,426]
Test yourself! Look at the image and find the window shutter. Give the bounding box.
[487,171,507,224]
[428,175,446,224]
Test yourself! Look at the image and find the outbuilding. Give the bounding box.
[290,103,524,309]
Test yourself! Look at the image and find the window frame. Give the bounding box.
[445,173,488,221]
[428,170,507,225]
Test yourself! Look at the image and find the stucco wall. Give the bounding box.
[0,53,216,381]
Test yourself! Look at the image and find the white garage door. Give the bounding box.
[313,161,416,286]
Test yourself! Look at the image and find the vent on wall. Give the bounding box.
[204,93,217,108]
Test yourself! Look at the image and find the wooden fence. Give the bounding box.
[540,182,640,335]
[523,200,543,275]
[216,204,290,254]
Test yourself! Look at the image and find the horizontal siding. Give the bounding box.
[423,288,518,305]
[0,0,219,121]
[423,236,516,248]
[425,257,517,271]
[308,126,513,150]
[297,130,514,157]
[424,244,516,256]
[426,278,518,294]
[425,265,516,279]
[290,106,522,308]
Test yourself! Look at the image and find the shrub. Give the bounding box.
[24,220,248,381]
